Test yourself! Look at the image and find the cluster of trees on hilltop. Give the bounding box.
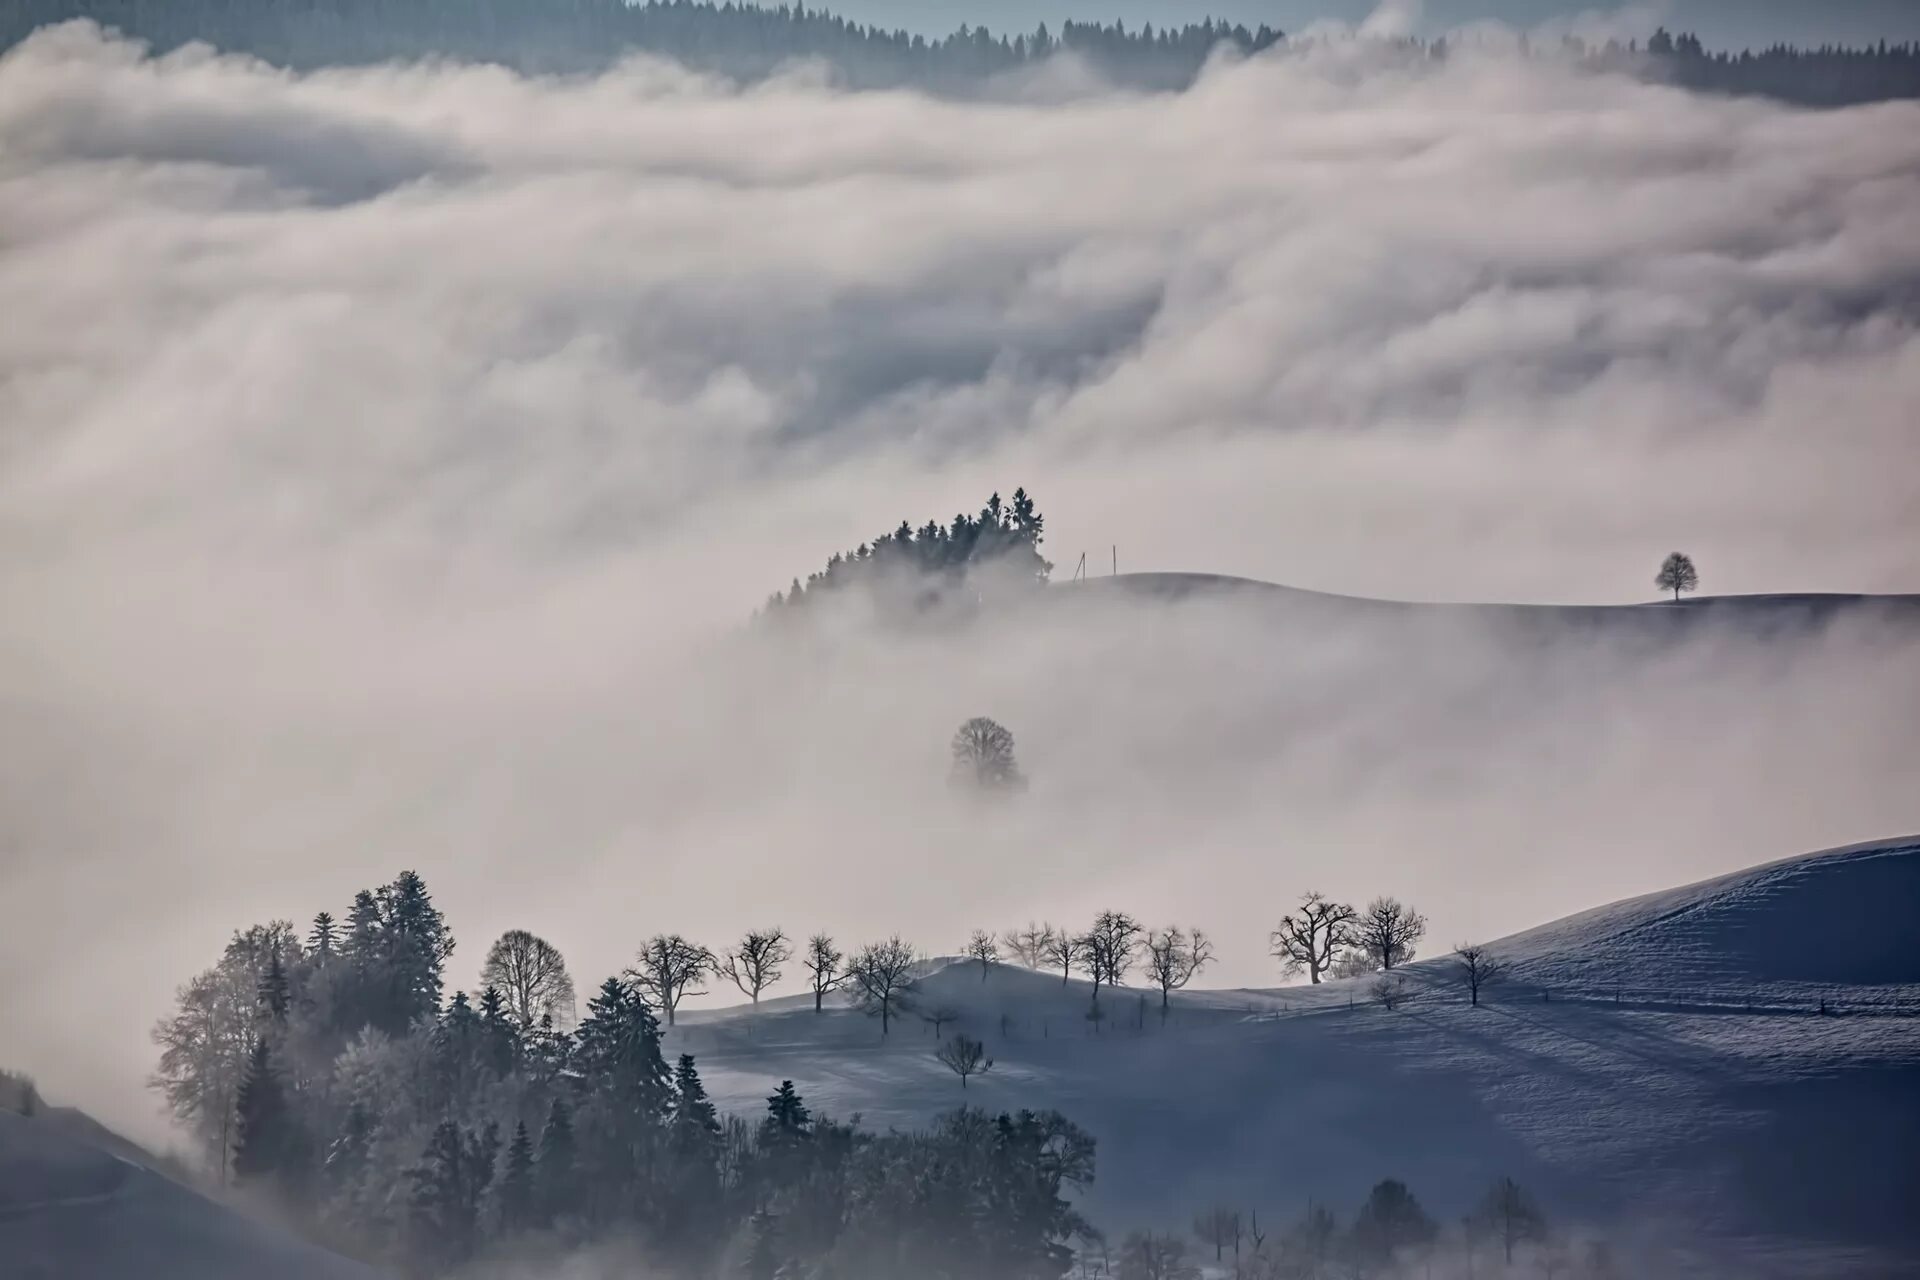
[762,488,1050,619]
[151,871,1101,1277]
[1630,28,1920,106]
[0,0,1280,90]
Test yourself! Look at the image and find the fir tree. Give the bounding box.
[257,948,291,1025]
[496,1119,536,1235]
[535,1096,577,1226]
[406,1119,499,1272]
[232,1039,290,1182]
[306,911,338,964]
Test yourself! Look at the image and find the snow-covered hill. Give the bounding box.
[666,836,1920,1279]
[0,1109,377,1280]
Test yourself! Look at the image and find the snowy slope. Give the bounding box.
[0,1109,380,1280]
[666,836,1920,1279]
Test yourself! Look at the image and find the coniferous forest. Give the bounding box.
[3,0,1919,105]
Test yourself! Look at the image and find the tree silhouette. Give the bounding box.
[950,716,1026,792]
[1270,892,1358,984]
[934,1033,994,1088]
[1655,551,1699,601]
[481,929,576,1029]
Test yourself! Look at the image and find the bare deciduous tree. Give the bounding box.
[1039,925,1080,985]
[847,936,919,1036]
[934,1033,994,1089]
[1082,910,1144,1007]
[1144,926,1215,1016]
[1655,551,1699,601]
[1117,1231,1201,1280]
[1357,897,1427,971]
[480,929,576,1029]
[1003,921,1056,970]
[629,934,715,1026]
[1454,943,1507,1008]
[721,928,793,1007]
[1269,892,1358,984]
[149,963,256,1182]
[1192,1207,1243,1263]
[924,1005,962,1038]
[1370,974,1413,1010]
[964,929,1000,979]
[950,716,1026,791]
[1472,1176,1546,1265]
[802,933,844,1013]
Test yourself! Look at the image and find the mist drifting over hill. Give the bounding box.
[1,13,1918,1236]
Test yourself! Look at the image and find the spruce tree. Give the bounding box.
[257,948,291,1025]
[306,911,338,964]
[232,1039,289,1182]
[535,1097,577,1226]
[496,1120,536,1235]
[672,1054,722,1151]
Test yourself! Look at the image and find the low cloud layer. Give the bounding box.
[2,24,1918,1143]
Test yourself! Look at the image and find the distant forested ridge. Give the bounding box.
[5,0,1919,105]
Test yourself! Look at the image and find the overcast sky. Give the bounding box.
[1,22,1917,1146]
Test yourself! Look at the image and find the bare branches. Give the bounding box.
[1453,943,1507,1007]
[950,716,1026,792]
[1270,892,1358,984]
[1038,926,1080,985]
[934,1033,993,1089]
[1082,910,1144,1005]
[1357,897,1427,971]
[847,936,919,1036]
[481,930,576,1030]
[1003,921,1056,970]
[720,928,793,1007]
[964,930,1000,979]
[1144,926,1214,1014]
[802,933,844,1013]
[1370,974,1412,1010]
[629,934,715,1026]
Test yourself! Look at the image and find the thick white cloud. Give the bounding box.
[1,24,1917,1142]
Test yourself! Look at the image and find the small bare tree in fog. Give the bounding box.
[1655,551,1699,601]
[950,716,1026,792]
[1192,1207,1243,1263]
[802,933,844,1013]
[481,929,576,1029]
[1453,943,1507,1007]
[1144,926,1215,1016]
[721,928,793,1008]
[629,934,716,1026]
[934,1033,994,1089]
[1472,1176,1546,1265]
[1330,949,1382,980]
[847,936,919,1036]
[1269,892,1358,984]
[964,929,1001,979]
[1039,925,1080,985]
[1082,910,1144,1008]
[925,1004,962,1038]
[1356,897,1427,971]
[1370,973,1412,1010]
[1117,1231,1201,1280]
[1004,921,1056,969]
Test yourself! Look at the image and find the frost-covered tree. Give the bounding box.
[934,1033,994,1088]
[629,934,716,1026]
[480,930,576,1029]
[1655,551,1699,600]
[964,929,1000,978]
[150,960,259,1180]
[846,936,918,1036]
[801,933,844,1013]
[1356,897,1426,971]
[1144,926,1214,1015]
[1270,892,1358,984]
[950,716,1027,792]
[721,928,793,1007]
[232,1040,296,1184]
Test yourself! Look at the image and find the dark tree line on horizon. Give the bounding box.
[5,0,1920,105]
